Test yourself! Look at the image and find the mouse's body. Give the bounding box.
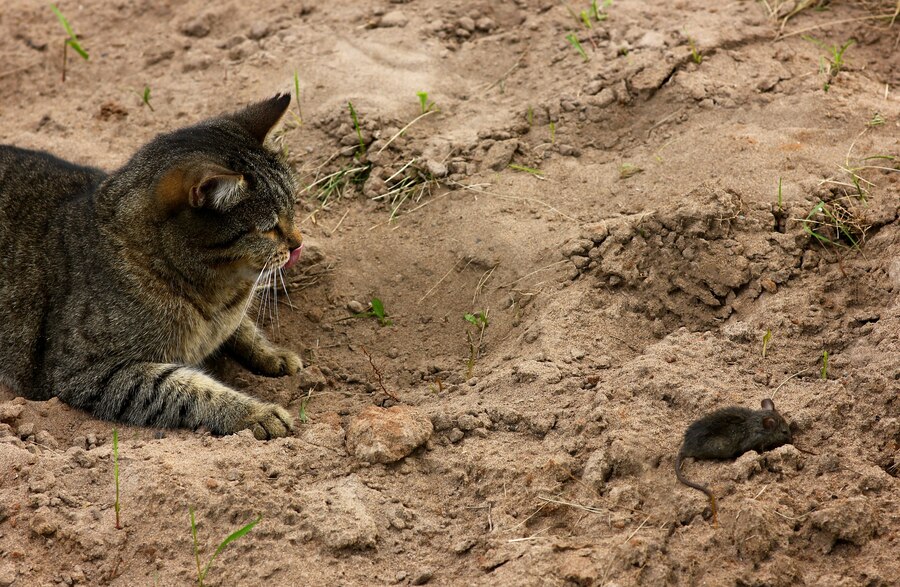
[675,399,792,525]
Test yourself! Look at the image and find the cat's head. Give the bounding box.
[118,94,303,285]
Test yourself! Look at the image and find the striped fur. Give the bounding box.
[0,94,302,440]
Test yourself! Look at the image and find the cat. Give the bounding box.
[0,94,304,440]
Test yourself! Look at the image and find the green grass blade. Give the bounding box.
[51,4,89,60]
[190,507,202,586]
[50,4,75,37]
[68,39,89,60]
[201,515,262,581]
[509,163,545,177]
[371,297,385,319]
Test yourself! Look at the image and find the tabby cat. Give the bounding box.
[0,94,303,440]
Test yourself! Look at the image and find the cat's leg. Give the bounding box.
[60,363,294,439]
[224,318,303,377]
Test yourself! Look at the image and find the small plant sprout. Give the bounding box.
[50,3,89,82]
[867,112,885,127]
[762,329,772,358]
[464,311,489,379]
[298,390,312,424]
[800,200,860,248]
[190,507,262,587]
[113,428,121,530]
[566,33,590,62]
[526,106,534,127]
[292,70,303,124]
[509,163,545,178]
[349,297,392,326]
[803,36,854,91]
[416,91,437,114]
[821,350,829,380]
[591,0,613,20]
[580,10,592,28]
[549,121,556,144]
[139,86,154,112]
[688,37,703,64]
[619,163,643,179]
[347,101,366,157]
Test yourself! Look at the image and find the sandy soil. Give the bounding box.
[1,0,899,585]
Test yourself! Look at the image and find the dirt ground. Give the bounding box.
[1,0,899,585]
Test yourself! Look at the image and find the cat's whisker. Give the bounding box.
[278,268,296,310]
[239,263,269,325]
[271,265,281,336]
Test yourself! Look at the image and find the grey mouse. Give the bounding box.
[675,398,792,525]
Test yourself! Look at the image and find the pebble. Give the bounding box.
[347,300,366,314]
[379,11,409,28]
[457,16,475,32]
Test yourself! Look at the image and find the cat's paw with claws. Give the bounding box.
[240,403,294,440]
[249,347,303,377]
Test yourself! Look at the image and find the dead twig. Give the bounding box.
[361,346,400,402]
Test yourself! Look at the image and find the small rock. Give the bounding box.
[247,21,271,40]
[17,422,35,439]
[363,175,386,199]
[297,366,327,391]
[0,402,24,424]
[447,428,464,443]
[180,15,212,38]
[379,11,409,27]
[35,430,58,449]
[347,300,366,314]
[346,405,433,463]
[475,17,495,32]
[760,277,777,294]
[30,508,58,536]
[457,16,475,32]
[482,139,518,171]
[28,470,55,494]
[424,159,448,178]
[412,570,434,585]
[457,414,479,432]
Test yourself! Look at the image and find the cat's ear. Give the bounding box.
[227,93,291,143]
[156,163,246,215]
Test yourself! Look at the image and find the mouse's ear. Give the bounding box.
[761,398,775,411]
[762,417,776,430]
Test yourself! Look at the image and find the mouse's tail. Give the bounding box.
[675,453,719,528]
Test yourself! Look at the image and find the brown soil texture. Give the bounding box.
[2,1,900,585]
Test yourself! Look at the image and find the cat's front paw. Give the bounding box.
[250,348,303,377]
[239,403,294,440]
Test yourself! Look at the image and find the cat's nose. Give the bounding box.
[284,244,303,269]
[286,227,303,250]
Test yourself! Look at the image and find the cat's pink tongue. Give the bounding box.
[284,245,303,269]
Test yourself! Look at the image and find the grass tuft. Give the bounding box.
[347,101,366,157]
[566,33,590,62]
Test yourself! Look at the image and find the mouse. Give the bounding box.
[675,398,793,526]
